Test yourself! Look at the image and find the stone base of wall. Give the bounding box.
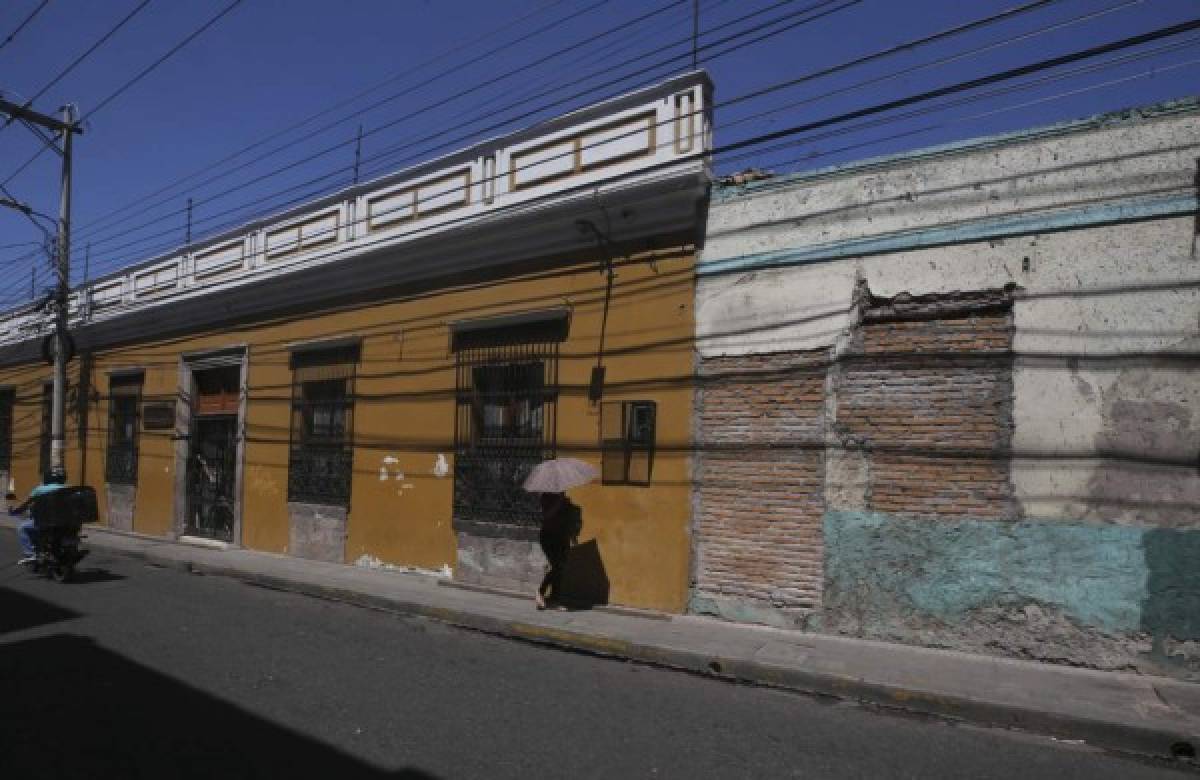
[455,532,546,594]
[689,591,817,631]
[107,484,136,532]
[287,502,347,563]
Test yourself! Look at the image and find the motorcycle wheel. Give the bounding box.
[50,563,73,583]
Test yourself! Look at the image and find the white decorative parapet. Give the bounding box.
[0,73,710,347]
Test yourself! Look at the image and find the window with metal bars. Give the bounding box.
[105,375,142,484]
[0,387,13,472]
[601,400,656,486]
[287,344,358,506]
[452,315,564,538]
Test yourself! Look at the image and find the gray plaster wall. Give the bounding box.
[106,483,136,532]
[287,502,348,563]
[693,102,1200,673]
[697,103,1200,528]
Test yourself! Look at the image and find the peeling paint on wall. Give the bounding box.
[354,554,450,579]
[823,510,1200,679]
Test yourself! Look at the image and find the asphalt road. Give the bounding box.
[0,531,1192,780]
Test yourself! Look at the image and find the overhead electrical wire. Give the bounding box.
[43,0,792,271]
[0,0,1142,279]
[356,0,860,182]
[0,4,1185,296]
[69,0,1094,268]
[0,0,244,188]
[75,0,853,254]
[0,0,49,54]
[39,15,1199,303]
[717,0,1147,132]
[715,17,1200,158]
[717,36,1200,170]
[68,0,625,235]
[72,0,854,274]
[73,0,698,246]
[1,0,153,131]
[101,35,1199,286]
[757,57,1200,176]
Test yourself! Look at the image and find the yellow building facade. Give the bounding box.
[0,73,711,612]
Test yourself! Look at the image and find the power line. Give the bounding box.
[58,21,1200,296]
[88,0,242,119]
[2,0,152,129]
[0,0,49,54]
[359,0,859,180]
[718,0,1144,133]
[69,0,619,236]
[75,0,688,245]
[773,56,1200,176]
[2,3,1180,288]
[74,0,1073,264]
[719,40,1200,172]
[715,17,1200,158]
[77,0,844,251]
[0,0,243,188]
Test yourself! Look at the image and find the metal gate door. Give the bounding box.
[186,416,237,541]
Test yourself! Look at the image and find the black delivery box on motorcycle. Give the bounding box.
[32,486,99,531]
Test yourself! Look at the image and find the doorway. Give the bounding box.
[184,364,241,542]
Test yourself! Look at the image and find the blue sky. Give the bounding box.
[0,0,1196,304]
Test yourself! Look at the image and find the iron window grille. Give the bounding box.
[287,345,358,506]
[453,317,564,538]
[601,400,656,486]
[0,387,13,472]
[105,376,142,484]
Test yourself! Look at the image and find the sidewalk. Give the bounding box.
[5,518,1198,763]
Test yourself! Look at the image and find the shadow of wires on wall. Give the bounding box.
[0,634,440,780]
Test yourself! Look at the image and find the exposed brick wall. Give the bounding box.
[694,351,826,612]
[836,305,1015,518]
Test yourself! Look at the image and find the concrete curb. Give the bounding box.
[20,524,1195,765]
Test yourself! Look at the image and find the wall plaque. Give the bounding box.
[142,402,176,430]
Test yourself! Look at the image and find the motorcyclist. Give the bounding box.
[10,468,66,564]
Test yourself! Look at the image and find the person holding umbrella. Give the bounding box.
[523,458,595,610]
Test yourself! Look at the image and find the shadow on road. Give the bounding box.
[0,585,81,635]
[0,633,440,779]
[62,567,126,584]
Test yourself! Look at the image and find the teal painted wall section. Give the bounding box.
[823,510,1200,641]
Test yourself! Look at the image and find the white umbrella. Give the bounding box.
[522,458,598,493]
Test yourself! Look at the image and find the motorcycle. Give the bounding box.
[11,485,97,583]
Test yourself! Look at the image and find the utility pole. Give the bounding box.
[0,96,82,478]
[185,197,193,246]
[692,0,699,70]
[51,103,77,477]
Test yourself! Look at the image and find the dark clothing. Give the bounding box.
[537,494,581,602]
[538,528,570,602]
